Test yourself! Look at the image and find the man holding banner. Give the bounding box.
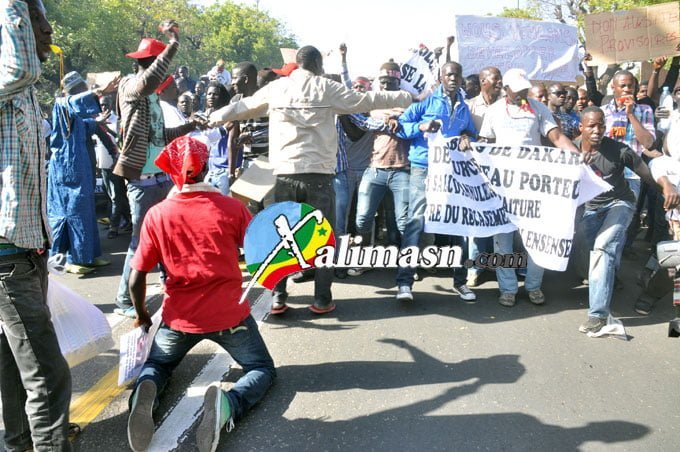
[575,107,679,334]
[393,61,477,302]
[478,68,580,308]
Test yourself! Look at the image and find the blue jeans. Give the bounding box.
[396,167,427,287]
[133,315,275,421]
[0,251,72,451]
[355,167,409,242]
[578,200,634,318]
[468,236,493,278]
[333,169,364,236]
[205,168,230,196]
[494,231,543,294]
[116,177,173,308]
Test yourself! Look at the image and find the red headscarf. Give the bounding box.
[155,136,209,190]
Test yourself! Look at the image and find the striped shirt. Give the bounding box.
[0,0,50,248]
[114,41,191,180]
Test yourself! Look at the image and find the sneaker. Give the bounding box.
[97,217,111,225]
[498,292,516,307]
[120,221,133,233]
[395,285,413,301]
[454,284,477,303]
[347,267,370,277]
[579,316,607,334]
[527,289,545,305]
[127,380,157,452]
[309,301,336,314]
[196,384,233,452]
[65,263,95,274]
[634,296,656,316]
[114,306,137,318]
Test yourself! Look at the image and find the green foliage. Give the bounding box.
[38,0,297,108]
[498,6,542,20]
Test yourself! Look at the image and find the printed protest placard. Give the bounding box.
[425,135,611,271]
[452,15,580,82]
[584,1,680,64]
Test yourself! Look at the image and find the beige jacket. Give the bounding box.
[209,69,412,175]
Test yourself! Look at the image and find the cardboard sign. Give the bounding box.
[452,15,580,82]
[584,1,680,64]
[85,71,121,89]
[230,156,275,203]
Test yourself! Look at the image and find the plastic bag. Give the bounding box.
[118,308,163,386]
[47,276,114,367]
[587,315,628,340]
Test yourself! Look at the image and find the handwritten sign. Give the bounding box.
[584,2,680,64]
[452,15,580,82]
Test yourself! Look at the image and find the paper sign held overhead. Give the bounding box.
[584,1,680,65]
[452,15,580,82]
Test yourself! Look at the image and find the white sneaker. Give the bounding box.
[396,285,413,301]
[454,284,477,303]
[347,267,370,277]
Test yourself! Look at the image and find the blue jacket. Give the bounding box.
[396,86,477,168]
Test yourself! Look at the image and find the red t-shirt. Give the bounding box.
[131,191,252,333]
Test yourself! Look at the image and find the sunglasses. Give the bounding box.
[550,90,567,96]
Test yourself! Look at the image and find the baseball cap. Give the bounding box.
[126,38,166,59]
[503,68,532,92]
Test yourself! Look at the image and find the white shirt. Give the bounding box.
[479,98,558,146]
[650,155,680,221]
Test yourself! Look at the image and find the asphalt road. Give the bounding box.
[1,221,679,451]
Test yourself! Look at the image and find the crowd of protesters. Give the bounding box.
[4,1,680,451]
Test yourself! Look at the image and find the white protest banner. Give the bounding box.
[118,308,163,386]
[424,134,515,237]
[584,1,680,65]
[374,44,438,99]
[452,15,580,82]
[425,135,611,271]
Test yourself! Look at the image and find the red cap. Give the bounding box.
[273,62,298,77]
[126,38,167,59]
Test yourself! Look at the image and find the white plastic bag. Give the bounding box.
[47,276,114,367]
[587,315,628,340]
[118,308,163,386]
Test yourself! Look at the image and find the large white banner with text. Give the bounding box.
[425,134,611,271]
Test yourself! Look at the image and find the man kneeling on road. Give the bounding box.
[575,106,680,334]
[126,136,275,452]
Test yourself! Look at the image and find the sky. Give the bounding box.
[195,0,526,79]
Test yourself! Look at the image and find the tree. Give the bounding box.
[38,0,297,108]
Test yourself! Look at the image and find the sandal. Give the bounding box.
[309,303,336,314]
[68,422,82,440]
